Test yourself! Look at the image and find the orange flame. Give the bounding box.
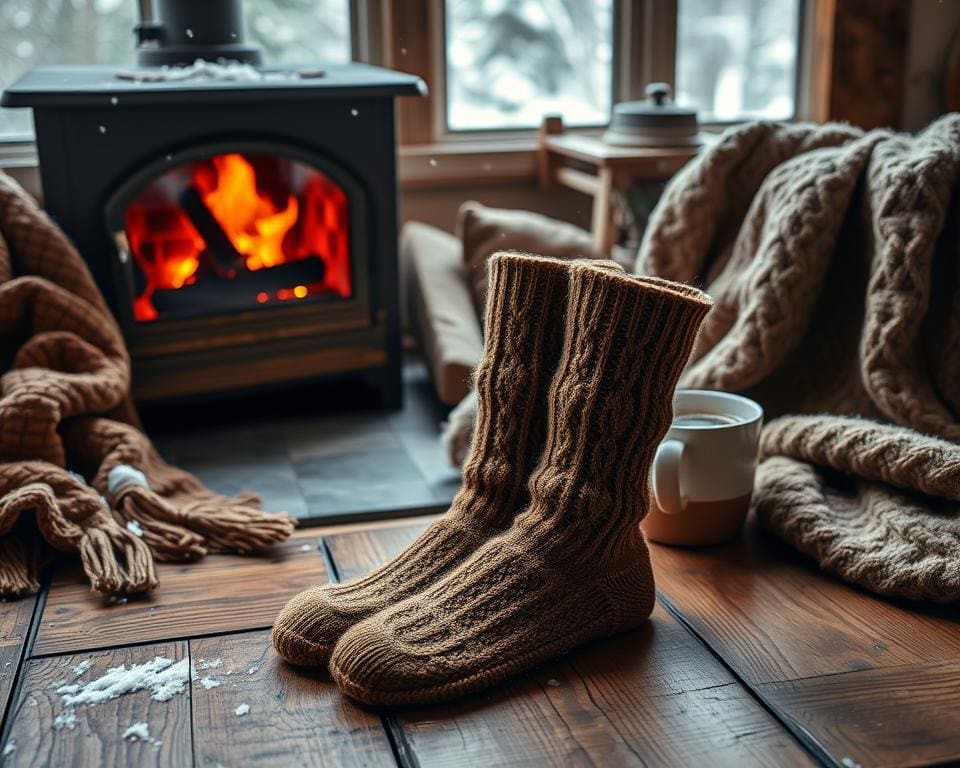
[125,152,352,323]
[196,154,299,271]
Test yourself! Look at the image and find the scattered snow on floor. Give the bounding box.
[53,709,77,730]
[247,664,261,676]
[200,677,220,690]
[299,544,313,552]
[3,740,14,757]
[58,656,190,706]
[196,658,223,670]
[126,520,144,537]
[71,659,93,677]
[235,703,250,717]
[122,722,162,747]
[122,722,150,741]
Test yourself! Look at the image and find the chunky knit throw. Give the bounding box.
[638,115,960,602]
[0,172,294,598]
[330,261,712,706]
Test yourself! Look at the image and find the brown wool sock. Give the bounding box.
[272,253,576,666]
[329,263,712,705]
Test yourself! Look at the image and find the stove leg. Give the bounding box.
[368,365,402,410]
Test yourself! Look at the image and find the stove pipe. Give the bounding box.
[136,0,263,67]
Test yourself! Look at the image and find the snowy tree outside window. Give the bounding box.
[675,0,800,120]
[0,0,351,137]
[0,0,803,138]
[445,0,614,131]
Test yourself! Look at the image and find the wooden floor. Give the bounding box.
[1,514,958,767]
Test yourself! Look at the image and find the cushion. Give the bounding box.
[402,221,483,405]
[456,201,600,317]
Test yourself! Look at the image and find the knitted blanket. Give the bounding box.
[638,115,960,602]
[0,172,294,598]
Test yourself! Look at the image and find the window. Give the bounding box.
[437,0,803,138]
[443,0,614,131]
[246,0,351,66]
[675,0,801,121]
[0,0,810,149]
[0,0,136,137]
[0,0,351,138]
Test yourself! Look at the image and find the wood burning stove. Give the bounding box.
[1,64,423,405]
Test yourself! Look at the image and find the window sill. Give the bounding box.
[398,139,540,189]
[0,135,541,193]
[1,124,733,195]
[0,139,41,197]
[0,139,38,168]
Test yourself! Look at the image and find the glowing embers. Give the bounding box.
[124,152,351,322]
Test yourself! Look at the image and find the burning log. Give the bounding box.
[178,186,244,276]
[151,258,327,315]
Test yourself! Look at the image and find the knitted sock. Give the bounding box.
[329,264,712,705]
[273,253,575,666]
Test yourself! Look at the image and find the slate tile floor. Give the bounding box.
[144,361,461,524]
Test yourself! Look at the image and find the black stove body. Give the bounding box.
[2,64,424,405]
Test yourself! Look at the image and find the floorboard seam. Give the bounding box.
[322,536,411,768]
[0,576,50,750]
[383,716,420,768]
[31,624,278,660]
[656,590,837,768]
[186,641,198,768]
[319,536,342,584]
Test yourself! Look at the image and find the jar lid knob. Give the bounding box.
[645,82,672,106]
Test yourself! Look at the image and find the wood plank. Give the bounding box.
[324,522,424,582]
[326,522,813,767]
[651,522,960,685]
[190,629,396,767]
[4,641,191,767]
[652,520,960,767]
[396,606,814,768]
[759,661,960,768]
[0,594,39,728]
[34,530,328,656]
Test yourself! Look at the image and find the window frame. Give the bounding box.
[0,0,831,189]
[384,0,824,185]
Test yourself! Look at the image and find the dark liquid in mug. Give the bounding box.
[673,412,740,427]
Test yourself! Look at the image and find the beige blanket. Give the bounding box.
[638,116,960,602]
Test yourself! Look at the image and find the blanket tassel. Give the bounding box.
[78,525,158,596]
[0,535,39,597]
[112,480,295,559]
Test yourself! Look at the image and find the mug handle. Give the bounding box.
[653,439,685,514]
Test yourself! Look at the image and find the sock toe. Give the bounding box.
[272,585,356,666]
[329,620,429,706]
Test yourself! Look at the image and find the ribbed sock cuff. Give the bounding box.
[567,262,713,383]
[483,252,573,332]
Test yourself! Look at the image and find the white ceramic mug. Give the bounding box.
[642,389,763,547]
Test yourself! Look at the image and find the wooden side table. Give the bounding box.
[537,116,701,254]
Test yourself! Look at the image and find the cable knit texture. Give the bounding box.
[329,263,712,705]
[273,253,575,666]
[637,115,960,602]
[0,172,294,598]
